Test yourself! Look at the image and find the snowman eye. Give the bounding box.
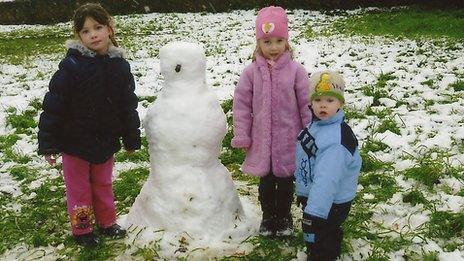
[175,64,182,73]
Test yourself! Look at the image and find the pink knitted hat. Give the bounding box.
[255,6,288,40]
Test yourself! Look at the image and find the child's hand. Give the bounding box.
[44,154,60,166]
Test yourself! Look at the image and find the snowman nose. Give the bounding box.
[175,64,181,72]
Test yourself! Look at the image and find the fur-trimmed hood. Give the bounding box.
[65,39,126,58]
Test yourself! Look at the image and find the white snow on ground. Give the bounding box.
[0,8,463,260]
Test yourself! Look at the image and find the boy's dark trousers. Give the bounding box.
[259,174,294,225]
[298,196,352,261]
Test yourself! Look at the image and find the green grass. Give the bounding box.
[361,72,396,107]
[29,98,43,111]
[0,165,146,258]
[70,240,127,260]
[365,107,393,118]
[0,134,32,163]
[450,80,464,91]
[0,165,146,259]
[328,7,464,41]
[113,167,150,213]
[9,165,38,182]
[375,118,401,135]
[358,172,398,203]
[361,85,388,107]
[0,176,68,253]
[5,97,42,135]
[114,14,179,57]
[114,137,150,162]
[427,211,464,240]
[344,106,366,120]
[0,134,21,152]
[421,79,435,88]
[303,24,316,39]
[138,96,157,107]
[219,99,257,185]
[115,15,170,37]
[402,189,430,207]
[343,197,374,242]
[227,235,303,260]
[359,146,393,173]
[402,150,462,189]
[459,189,464,197]
[365,253,389,261]
[403,163,441,189]
[5,107,38,135]
[376,72,396,88]
[0,27,69,65]
[363,138,389,152]
[130,244,162,260]
[370,236,411,258]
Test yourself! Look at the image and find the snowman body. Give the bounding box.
[125,42,244,239]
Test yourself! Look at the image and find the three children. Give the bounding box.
[37,4,361,257]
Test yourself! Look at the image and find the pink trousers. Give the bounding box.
[62,153,116,235]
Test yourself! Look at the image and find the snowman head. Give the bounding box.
[160,42,206,82]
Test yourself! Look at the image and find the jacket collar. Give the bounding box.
[256,51,291,70]
[313,109,345,126]
[65,39,125,58]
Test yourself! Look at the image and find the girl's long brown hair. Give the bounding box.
[72,3,118,47]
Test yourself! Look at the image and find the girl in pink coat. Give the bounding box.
[232,6,311,237]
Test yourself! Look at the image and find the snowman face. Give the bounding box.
[160,42,206,81]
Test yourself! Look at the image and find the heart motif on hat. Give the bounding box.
[262,22,275,34]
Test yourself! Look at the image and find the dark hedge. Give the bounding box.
[1,0,463,25]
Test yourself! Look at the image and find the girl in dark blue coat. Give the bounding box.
[37,3,141,247]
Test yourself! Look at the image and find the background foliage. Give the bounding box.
[1,0,464,24]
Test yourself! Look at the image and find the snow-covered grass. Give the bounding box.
[1,7,463,260]
[328,7,464,40]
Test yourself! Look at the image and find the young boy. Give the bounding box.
[294,71,362,260]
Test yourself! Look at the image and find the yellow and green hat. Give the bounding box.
[309,71,345,103]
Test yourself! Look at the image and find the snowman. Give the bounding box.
[125,42,246,241]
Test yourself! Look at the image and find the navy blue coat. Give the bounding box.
[38,41,141,164]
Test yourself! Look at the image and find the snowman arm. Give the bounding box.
[231,67,253,148]
[295,65,312,127]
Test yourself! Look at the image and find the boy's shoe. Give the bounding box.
[74,233,99,247]
[258,218,275,236]
[99,224,126,239]
[275,216,293,237]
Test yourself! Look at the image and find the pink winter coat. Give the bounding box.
[232,51,311,177]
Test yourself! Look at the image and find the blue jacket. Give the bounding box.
[38,40,141,163]
[294,110,361,219]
